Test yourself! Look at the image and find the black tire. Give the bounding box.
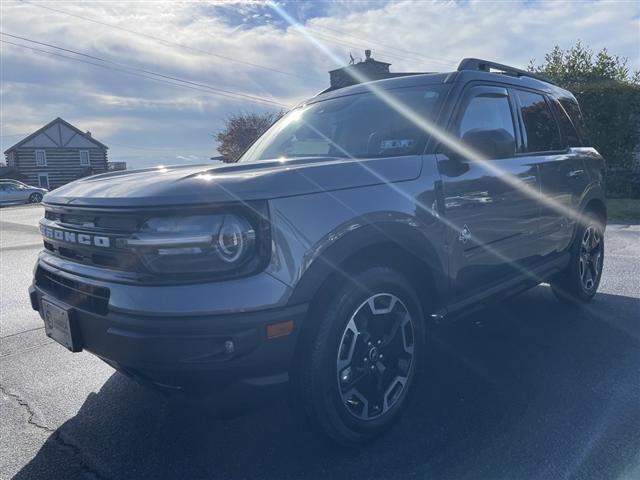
[550,212,604,304]
[29,192,43,203]
[290,266,424,445]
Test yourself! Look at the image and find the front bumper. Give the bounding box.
[29,260,308,391]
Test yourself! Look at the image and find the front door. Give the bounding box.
[38,173,49,190]
[0,184,16,202]
[438,85,541,305]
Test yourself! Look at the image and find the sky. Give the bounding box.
[1,0,639,169]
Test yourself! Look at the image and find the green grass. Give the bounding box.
[607,198,640,222]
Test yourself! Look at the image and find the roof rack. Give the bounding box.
[457,58,557,86]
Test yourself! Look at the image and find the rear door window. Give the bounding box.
[515,90,562,153]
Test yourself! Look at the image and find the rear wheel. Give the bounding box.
[551,213,604,303]
[29,192,43,203]
[290,266,424,445]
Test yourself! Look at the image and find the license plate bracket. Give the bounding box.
[41,298,82,352]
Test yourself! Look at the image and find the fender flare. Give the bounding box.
[563,182,607,250]
[579,182,607,220]
[287,221,447,306]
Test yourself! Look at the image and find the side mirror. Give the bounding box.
[461,128,516,160]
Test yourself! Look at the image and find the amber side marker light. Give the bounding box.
[267,320,294,339]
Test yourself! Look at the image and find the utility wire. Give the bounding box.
[0,39,292,108]
[0,34,292,108]
[1,32,291,107]
[302,27,452,66]
[300,29,420,65]
[18,0,322,84]
[303,28,457,68]
[18,0,457,74]
[304,23,458,67]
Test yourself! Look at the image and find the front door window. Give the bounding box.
[458,94,516,141]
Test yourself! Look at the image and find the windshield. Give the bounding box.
[239,84,449,162]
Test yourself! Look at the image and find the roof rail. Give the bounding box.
[457,58,557,86]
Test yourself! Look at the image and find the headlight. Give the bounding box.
[123,213,258,275]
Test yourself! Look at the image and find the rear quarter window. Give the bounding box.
[551,98,582,147]
[558,98,588,146]
[514,90,562,153]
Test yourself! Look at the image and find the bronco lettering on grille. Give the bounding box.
[40,224,111,248]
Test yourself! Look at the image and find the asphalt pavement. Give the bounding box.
[1,204,639,480]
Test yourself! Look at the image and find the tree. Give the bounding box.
[529,42,640,197]
[529,41,639,85]
[215,111,284,163]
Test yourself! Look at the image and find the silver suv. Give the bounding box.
[29,59,606,444]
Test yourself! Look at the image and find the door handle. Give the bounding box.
[567,169,584,178]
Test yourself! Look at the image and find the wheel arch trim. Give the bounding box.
[287,221,446,307]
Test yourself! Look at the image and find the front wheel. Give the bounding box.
[551,213,604,303]
[29,192,43,203]
[290,266,424,445]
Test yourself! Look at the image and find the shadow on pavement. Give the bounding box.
[14,286,640,480]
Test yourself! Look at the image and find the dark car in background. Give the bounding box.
[29,59,606,444]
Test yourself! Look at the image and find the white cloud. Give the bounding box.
[1,0,638,168]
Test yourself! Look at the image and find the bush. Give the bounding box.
[575,81,639,163]
[530,42,640,198]
[606,171,640,199]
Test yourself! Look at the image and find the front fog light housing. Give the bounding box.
[125,213,259,275]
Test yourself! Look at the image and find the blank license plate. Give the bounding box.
[42,298,80,352]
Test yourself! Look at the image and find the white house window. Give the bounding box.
[36,150,47,166]
[80,150,90,166]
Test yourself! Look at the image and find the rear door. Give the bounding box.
[511,89,589,257]
[438,84,542,304]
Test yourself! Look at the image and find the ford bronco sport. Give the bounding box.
[30,59,606,444]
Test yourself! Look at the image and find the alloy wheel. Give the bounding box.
[336,293,415,421]
[579,224,602,292]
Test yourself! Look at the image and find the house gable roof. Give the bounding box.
[4,117,108,154]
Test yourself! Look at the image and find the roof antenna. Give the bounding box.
[349,52,355,65]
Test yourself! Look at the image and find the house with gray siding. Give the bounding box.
[3,117,108,190]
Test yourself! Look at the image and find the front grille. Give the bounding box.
[36,267,110,315]
[44,240,141,270]
[45,210,139,231]
[42,206,142,271]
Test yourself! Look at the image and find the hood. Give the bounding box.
[43,156,422,207]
